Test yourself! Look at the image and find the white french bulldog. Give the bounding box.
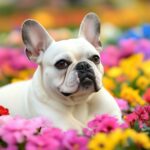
[0,12,122,131]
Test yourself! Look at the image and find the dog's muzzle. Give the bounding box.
[75,61,99,92]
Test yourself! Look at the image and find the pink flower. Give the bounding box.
[119,38,135,58]
[0,47,37,70]
[62,130,88,150]
[116,98,129,111]
[125,105,150,128]
[0,117,51,146]
[101,46,120,66]
[83,114,122,136]
[26,128,63,150]
[125,113,138,124]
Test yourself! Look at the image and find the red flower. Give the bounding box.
[143,88,150,103]
[0,105,9,115]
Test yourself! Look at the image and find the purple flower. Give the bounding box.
[134,39,150,59]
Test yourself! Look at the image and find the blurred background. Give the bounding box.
[0,0,150,46]
[0,0,150,87]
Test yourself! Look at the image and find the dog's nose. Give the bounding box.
[75,61,91,72]
[75,61,100,92]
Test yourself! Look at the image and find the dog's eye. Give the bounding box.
[90,55,100,64]
[55,60,70,69]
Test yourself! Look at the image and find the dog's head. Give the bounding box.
[22,12,104,104]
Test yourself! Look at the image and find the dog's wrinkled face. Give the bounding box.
[22,12,104,104]
[42,38,103,97]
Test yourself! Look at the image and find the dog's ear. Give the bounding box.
[22,19,54,63]
[78,12,102,52]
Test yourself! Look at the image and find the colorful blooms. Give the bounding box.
[116,98,129,111]
[0,20,150,150]
[120,86,146,106]
[0,116,89,150]
[136,76,149,90]
[125,105,150,129]
[143,88,150,103]
[0,106,9,116]
[83,114,125,136]
[0,47,36,85]
[88,128,150,150]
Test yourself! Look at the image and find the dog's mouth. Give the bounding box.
[61,92,72,96]
[60,61,101,97]
[60,76,100,97]
[80,75,100,91]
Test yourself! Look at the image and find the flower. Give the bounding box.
[119,38,136,58]
[83,115,121,136]
[88,133,110,150]
[0,117,52,147]
[119,54,144,81]
[62,130,88,150]
[26,128,63,150]
[143,88,150,103]
[0,106,9,116]
[88,128,150,150]
[122,129,150,149]
[116,98,129,111]
[120,86,146,106]
[125,105,150,128]
[106,67,123,78]
[136,76,149,90]
[101,46,120,67]
[102,77,116,92]
[134,39,150,59]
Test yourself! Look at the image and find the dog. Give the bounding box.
[0,12,122,131]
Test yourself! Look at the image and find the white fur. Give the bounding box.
[0,13,122,131]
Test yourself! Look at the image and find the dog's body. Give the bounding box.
[0,13,122,131]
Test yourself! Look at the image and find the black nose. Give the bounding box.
[75,61,100,92]
[75,61,91,72]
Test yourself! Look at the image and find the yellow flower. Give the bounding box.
[136,76,149,90]
[108,129,123,149]
[88,129,150,150]
[122,129,137,145]
[120,86,146,106]
[106,67,123,78]
[122,129,150,149]
[103,77,116,92]
[119,54,144,69]
[88,133,112,150]
[135,133,150,149]
[119,54,143,81]
[140,60,150,78]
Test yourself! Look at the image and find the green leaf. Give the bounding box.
[133,121,140,132]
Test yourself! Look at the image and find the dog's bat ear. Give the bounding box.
[78,12,102,52]
[22,19,54,63]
